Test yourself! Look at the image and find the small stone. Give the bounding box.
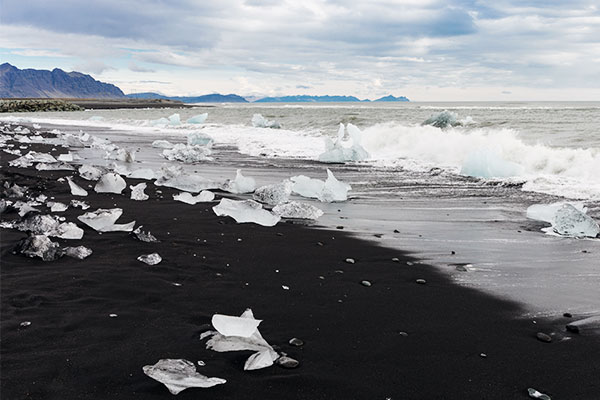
[451,251,456,255]
[276,356,300,369]
[109,314,118,318]
[289,338,304,347]
[373,234,383,238]
[336,226,344,230]
[391,257,399,262]
[455,265,468,272]
[479,353,487,358]
[566,324,580,334]
[536,332,552,343]
[361,280,372,287]
[345,258,355,264]
[20,321,31,327]
[317,241,323,246]
[416,279,426,284]
[398,331,408,337]
[563,312,572,318]
[393,229,400,233]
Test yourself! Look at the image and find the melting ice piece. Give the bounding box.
[244,349,275,371]
[273,201,323,220]
[213,198,280,227]
[16,214,60,235]
[35,162,75,171]
[128,168,156,180]
[187,131,213,146]
[222,169,256,194]
[133,226,159,242]
[13,235,62,261]
[566,315,600,333]
[422,110,461,128]
[553,204,599,238]
[162,144,212,163]
[187,113,208,124]
[212,313,263,337]
[9,151,57,168]
[47,201,68,212]
[155,166,221,192]
[94,173,126,194]
[142,359,226,395]
[63,246,93,259]
[460,149,523,179]
[137,253,162,265]
[130,183,149,201]
[168,113,181,125]
[79,164,107,181]
[173,191,215,204]
[251,114,281,129]
[12,201,40,217]
[253,180,293,206]
[320,169,351,202]
[105,147,136,163]
[527,388,551,400]
[54,222,84,239]
[152,140,174,149]
[70,200,90,210]
[318,123,369,163]
[77,208,135,232]
[67,177,88,196]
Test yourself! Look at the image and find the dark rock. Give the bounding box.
[336,226,344,229]
[393,229,400,233]
[563,312,572,318]
[536,332,552,343]
[451,251,456,255]
[566,324,580,333]
[289,338,304,347]
[276,356,300,369]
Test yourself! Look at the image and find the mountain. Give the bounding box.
[126,92,248,103]
[373,95,409,102]
[0,63,124,99]
[254,95,367,103]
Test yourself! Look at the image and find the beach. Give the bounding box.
[2,120,600,399]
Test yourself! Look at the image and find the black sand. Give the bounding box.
[1,127,599,399]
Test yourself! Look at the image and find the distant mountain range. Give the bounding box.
[0,63,124,99]
[0,64,410,103]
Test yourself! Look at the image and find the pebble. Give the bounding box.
[276,356,300,369]
[336,226,344,229]
[317,242,324,246]
[455,265,468,272]
[373,234,383,238]
[416,279,427,284]
[398,331,408,337]
[20,321,31,327]
[393,229,400,233]
[391,257,399,262]
[289,338,304,347]
[563,312,572,318]
[479,353,487,358]
[566,324,580,334]
[536,332,552,343]
[361,280,372,287]
[345,258,355,264]
[451,251,456,255]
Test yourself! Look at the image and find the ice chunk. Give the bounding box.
[461,149,523,179]
[58,152,74,162]
[290,175,325,198]
[54,222,84,239]
[168,113,181,125]
[133,226,159,242]
[273,201,324,220]
[213,198,280,227]
[70,200,90,210]
[94,173,126,194]
[422,110,461,128]
[63,246,93,259]
[130,183,149,201]
[253,180,293,206]
[35,162,75,171]
[88,115,104,121]
[527,388,551,400]
[9,151,57,168]
[526,202,585,223]
[251,113,281,129]
[13,234,63,261]
[137,253,162,265]
[47,201,68,212]
[292,170,350,202]
[318,123,370,163]
[187,113,208,124]
[67,177,88,196]
[162,144,212,163]
[187,131,213,146]
[173,191,215,204]
[566,315,600,333]
[244,349,275,371]
[212,313,262,337]
[128,168,156,180]
[527,202,599,238]
[155,166,221,192]
[142,359,226,395]
[79,164,106,181]
[12,200,40,217]
[222,169,256,194]
[77,208,135,232]
[16,214,59,235]
[152,140,174,149]
[105,147,136,163]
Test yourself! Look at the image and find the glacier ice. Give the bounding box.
[35,162,75,171]
[54,222,84,239]
[128,168,156,180]
[187,113,208,124]
[173,191,215,205]
[79,164,107,181]
[527,388,551,400]
[142,359,226,395]
[47,201,68,212]
[187,131,213,146]
[213,198,280,227]
[152,140,174,149]
[162,144,212,163]
[155,166,221,192]
[13,234,62,261]
[168,113,181,125]
[317,123,370,163]
[58,152,74,162]
[527,202,599,238]
[77,208,135,232]
[63,246,93,260]
[130,183,149,201]
[251,113,281,129]
[94,173,126,194]
[222,169,256,194]
[11,214,83,240]
[422,110,461,128]
[137,253,162,265]
[11,201,40,217]
[460,149,523,179]
[9,151,57,168]
[67,177,89,196]
[253,180,293,206]
[273,201,324,220]
[291,169,351,202]
[244,349,275,371]
[70,200,90,210]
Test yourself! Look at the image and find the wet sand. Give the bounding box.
[1,125,600,399]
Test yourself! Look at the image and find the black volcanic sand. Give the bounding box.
[1,129,600,400]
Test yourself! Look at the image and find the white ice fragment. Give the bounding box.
[155,166,221,192]
[318,123,369,163]
[33,123,41,129]
[15,214,59,234]
[253,180,293,206]
[47,202,68,212]
[273,201,324,220]
[527,202,599,238]
[88,115,104,121]
[14,234,62,261]
[130,183,149,201]
[460,148,523,179]
[77,208,135,232]
[152,140,174,149]
[66,177,88,196]
[94,173,126,194]
[162,144,212,163]
[58,152,74,162]
[12,201,39,217]
[142,359,226,395]
[105,147,136,163]
[35,162,75,171]
[251,113,280,129]
[70,200,90,210]
[9,151,57,168]
[212,313,262,337]
[133,226,159,242]
[528,388,551,400]
[213,198,280,227]
[187,113,208,124]
[244,349,275,371]
[79,164,106,181]
[320,169,351,202]
[137,253,162,265]
[187,131,213,146]
[63,246,93,259]
[173,191,215,204]
[222,169,256,194]
[55,222,84,239]
[128,168,156,180]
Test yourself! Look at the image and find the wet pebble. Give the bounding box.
[391,257,399,262]
[416,279,427,285]
[336,226,344,230]
[451,251,456,255]
[566,324,580,334]
[20,321,31,328]
[393,229,400,233]
[276,356,300,369]
[361,280,372,287]
[289,338,304,347]
[398,331,408,337]
[345,258,355,264]
[563,312,572,318]
[536,332,552,343]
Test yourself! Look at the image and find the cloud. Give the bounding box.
[128,61,155,73]
[73,60,115,75]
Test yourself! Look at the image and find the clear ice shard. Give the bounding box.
[155,166,221,192]
[142,359,226,395]
[187,113,208,124]
[251,113,281,129]
[94,173,126,194]
[162,144,212,163]
[253,180,293,206]
[168,113,181,125]
[70,200,90,210]
[212,313,263,337]
[13,234,62,261]
[173,191,215,204]
[9,151,57,168]
[54,222,84,239]
[317,123,369,163]
[130,183,149,201]
[244,349,275,371]
[528,388,551,400]
[152,140,174,149]
[291,169,350,202]
[63,246,93,259]
[213,198,280,227]
[67,177,88,196]
[527,202,599,238]
[79,164,107,181]
[47,201,68,212]
[77,208,135,232]
[187,131,213,146]
[12,214,83,239]
[273,201,323,220]
[222,169,256,194]
[137,253,162,265]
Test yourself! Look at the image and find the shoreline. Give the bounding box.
[1,98,190,111]
[2,122,600,399]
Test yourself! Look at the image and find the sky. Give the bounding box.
[1,0,599,101]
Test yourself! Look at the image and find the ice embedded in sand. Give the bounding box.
[142,359,226,395]
[77,208,135,232]
[162,144,212,163]
[137,253,162,265]
[291,169,351,202]
[318,123,369,163]
[460,149,523,179]
[173,191,215,204]
[94,173,126,194]
[273,201,324,220]
[222,169,256,194]
[251,113,281,129]
[527,202,599,238]
[130,183,149,201]
[213,198,280,227]
[187,113,208,124]
[133,226,159,242]
[253,180,293,206]
[128,168,156,180]
[79,164,106,181]
[35,162,75,171]
[66,177,89,196]
[155,166,221,192]
[63,246,93,260]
